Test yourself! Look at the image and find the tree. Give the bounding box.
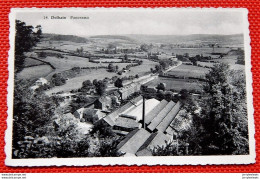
[155,65,161,71]
[156,83,166,91]
[152,141,179,156]
[15,20,42,72]
[93,79,98,86]
[108,63,116,72]
[82,80,92,88]
[196,63,249,155]
[51,73,66,86]
[94,80,107,96]
[124,54,128,61]
[114,78,123,89]
[12,79,60,158]
[140,44,149,52]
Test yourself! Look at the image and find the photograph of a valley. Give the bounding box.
[11,9,250,159]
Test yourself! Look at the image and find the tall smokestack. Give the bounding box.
[142,95,146,129]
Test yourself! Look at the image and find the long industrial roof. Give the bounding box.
[117,128,151,155]
[145,100,168,124]
[156,101,181,133]
[125,98,160,122]
[147,101,176,131]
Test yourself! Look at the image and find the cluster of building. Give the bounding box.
[97,95,182,156]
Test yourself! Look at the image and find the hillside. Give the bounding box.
[42,33,244,47]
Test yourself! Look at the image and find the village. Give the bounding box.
[21,33,245,157]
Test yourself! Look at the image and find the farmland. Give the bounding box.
[21,34,243,95]
[145,77,203,92]
[45,59,158,95]
[45,68,120,95]
[167,64,209,78]
[151,47,231,57]
[23,58,44,67]
[17,65,54,80]
[127,59,158,76]
[92,58,122,63]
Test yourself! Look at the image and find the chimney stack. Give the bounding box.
[142,95,146,129]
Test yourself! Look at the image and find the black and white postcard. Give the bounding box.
[5,8,255,166]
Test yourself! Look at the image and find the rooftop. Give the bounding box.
[125,98,160,121]
[147,101,176,131]
[117,128,151,155]
[136,132,170,156]
[156,101,181,133]
[145,100,168,124]
[114,117,141,129]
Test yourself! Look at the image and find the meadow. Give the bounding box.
[23,58,44,67]
[92,58,123,63]
[127,59,158,76]
[167,64,209,78]
[45,68,120,95]
[151,47,231,57]
[145,77,203,92]
[17,65,54,80]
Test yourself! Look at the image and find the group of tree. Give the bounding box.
[51,73,66,86]
[151,60,174,73]
[12,79,62,158]
[13,103,123,158]
[107,63,119,72]
[93,80,107,96]
[81,80,93,93]
[15,20,42,72]
[76,47,84,54]
[140,44,151,52]
[114,78,123,89]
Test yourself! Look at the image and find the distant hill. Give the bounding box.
[43,33,89,43]
[43,33,244,47]
[89,34,244,46]
[124,34,244,45]
[90,35,137,43]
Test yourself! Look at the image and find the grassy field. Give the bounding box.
[93,58,122,63]
[150,47,231,57]
[167,64,209,78]
[127,59,158,76]
[23,58,44,67]
[145,77,203,92]
[45,68,119,95]
[197,55,245,71]
[17,65,54,80]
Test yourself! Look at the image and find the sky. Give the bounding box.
[15,8,246,36]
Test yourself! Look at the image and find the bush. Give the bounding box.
[51,73,66,86]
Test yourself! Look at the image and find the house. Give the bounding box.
[73,108,85,119]
[35,78,48,86]
[119,83,141,100]
[94,96,112,111]
[101,96,143,126]
[30,77,48,90]
[82,108,106,123]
